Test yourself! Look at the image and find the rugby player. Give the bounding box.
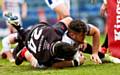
[6,15,84,68]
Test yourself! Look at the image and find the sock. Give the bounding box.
[21,47,27,57]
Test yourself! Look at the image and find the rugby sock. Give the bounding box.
[100,35,108,54]
[100,47,107,54]
[21,47,27,57]
[102,34,108,48]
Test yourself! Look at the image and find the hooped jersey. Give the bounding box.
[25,22,67,65]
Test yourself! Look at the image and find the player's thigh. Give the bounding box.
[45,0,65,9]
[64,0,70,11]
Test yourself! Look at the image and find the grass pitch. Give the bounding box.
[0,35,120,75]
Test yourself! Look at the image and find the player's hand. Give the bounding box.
[90,53,102,64]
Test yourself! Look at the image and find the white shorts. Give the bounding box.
[2,33,18,52]
[45,0,70,10]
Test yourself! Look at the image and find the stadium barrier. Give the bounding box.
[108,0,120,58]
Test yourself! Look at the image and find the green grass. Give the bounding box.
[0,34,120,75]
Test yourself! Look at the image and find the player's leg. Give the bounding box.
[15,47,46,68]
[54,0,70,20]
[45,0,70,20]
[24,50,40,68]
[0,33,17,62]
[100,34,108,54]
[15,47,27,65]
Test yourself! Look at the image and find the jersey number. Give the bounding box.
[28,28,43,53]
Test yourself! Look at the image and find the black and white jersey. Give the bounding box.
[62,24,91,51]
[25,22,67,66]
[62,24,91,44]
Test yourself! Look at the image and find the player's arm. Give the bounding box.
[52,60,75,68]
[52,16,73,29]
[88,24,102,64]
[52,17,73,36]
[88,25,100,55]
[52,59,84,69]
[60,17,73,28]
[52,51,85,69]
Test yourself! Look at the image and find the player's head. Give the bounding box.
[68,20,88,33]
[67,20,88,43]
[53,41,77,59]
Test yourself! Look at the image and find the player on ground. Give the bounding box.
[0,33,17,62]
[0,25,32,62]
[6,14,84,68]
[4,12,120,65]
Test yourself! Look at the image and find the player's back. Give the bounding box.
[25,24,61,65]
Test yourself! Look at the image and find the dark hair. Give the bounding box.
[54,42,77,59]
[69,20,87,33]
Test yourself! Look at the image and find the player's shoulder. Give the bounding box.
[62,31,75,45]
